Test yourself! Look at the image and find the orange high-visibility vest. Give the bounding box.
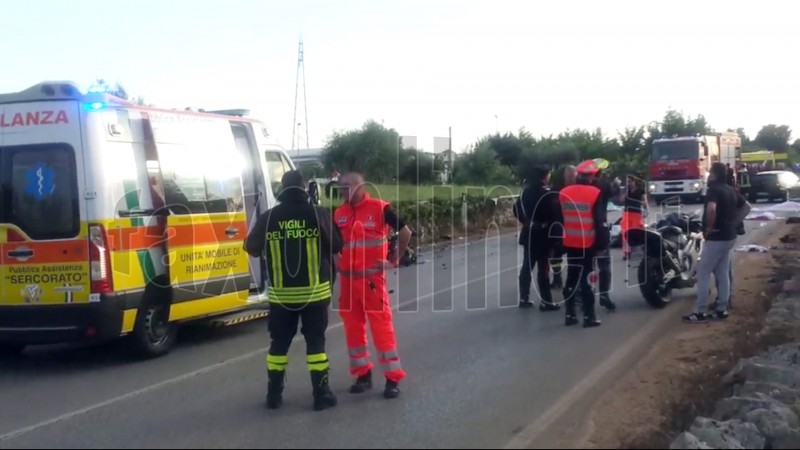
[559,184,602,249]
[335,194,390,277]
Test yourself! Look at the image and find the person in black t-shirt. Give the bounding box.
[513,165,561,311]
[590,164,622,312]
[549,165,577,289]
[684,163,749,324]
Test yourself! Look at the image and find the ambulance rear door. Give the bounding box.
[146,111,251,314]
[230,121,268,293]
[0,100,91,306]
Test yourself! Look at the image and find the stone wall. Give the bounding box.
[669,294,800,449]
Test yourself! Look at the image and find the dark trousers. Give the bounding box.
[550,244,565,279]
[596,248,612,299]
[267,300,330,374]
[564,248,596,317]
[519,242,553,304]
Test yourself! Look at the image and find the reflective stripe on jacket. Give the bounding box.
[335,194,390,276]
[559,184,601,249]
[265,218,331,304]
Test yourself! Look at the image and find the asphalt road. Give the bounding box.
[0,205,777,449]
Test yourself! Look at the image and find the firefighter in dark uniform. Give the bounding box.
[589,158,621,312]
[245,170,344,412]
[549,165,577,289]
[513,165,561,311]
[559,160,607,328]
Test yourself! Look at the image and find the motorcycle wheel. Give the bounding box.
[638,256,671,309]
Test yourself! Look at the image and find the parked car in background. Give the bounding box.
[747,170,799,203]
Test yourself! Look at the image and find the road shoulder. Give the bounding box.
[576,220,796,449]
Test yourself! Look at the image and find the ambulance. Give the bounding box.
[0,81,296,358]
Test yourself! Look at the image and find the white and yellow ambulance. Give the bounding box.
[0,81,297,358]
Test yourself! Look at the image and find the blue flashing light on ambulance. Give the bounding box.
[0,81,297,358]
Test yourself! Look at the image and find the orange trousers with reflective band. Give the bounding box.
[621,211,643,254]
[339,274,406,383]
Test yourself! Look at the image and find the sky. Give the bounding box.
[2,0,798,153]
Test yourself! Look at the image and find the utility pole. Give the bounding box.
[292,36,309,154]
[448,126,453,184]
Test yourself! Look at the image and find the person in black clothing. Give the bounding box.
[549,165,577,289]
[308,179,320,205]
[561,169,608,328]
[683,163,750,323]
[726,164,735,188]
[590,165,622,312]
[514,165,561,311]
[245,170,344,412]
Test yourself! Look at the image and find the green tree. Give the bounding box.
[656,109,713,138]
[321,121,445,184]
[297,161,325,178]
[614,126,648,178]
[452,141,514,185]
[486,129,538,170]
[731,127,751,145]
[397,148,444,184]
[754,124,792,152]
[93,78,129,100]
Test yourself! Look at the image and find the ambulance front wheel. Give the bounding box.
[130,300,177,359]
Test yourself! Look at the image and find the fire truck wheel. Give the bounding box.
[130,300,177,359]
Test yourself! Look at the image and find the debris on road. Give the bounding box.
[736,245,770,253]
[754,201,800,213]
[747,212,778,221]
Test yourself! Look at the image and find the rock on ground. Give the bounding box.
[687,417,765,449]
[671,303,800,450]
[669,432,712,449]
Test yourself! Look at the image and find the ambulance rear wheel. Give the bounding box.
[130,301,177,359]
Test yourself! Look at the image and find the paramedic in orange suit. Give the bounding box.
[334,173,412,399]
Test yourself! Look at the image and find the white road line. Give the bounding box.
[502,217,771,449]
[502,304,678,449]
[0,265,519,443]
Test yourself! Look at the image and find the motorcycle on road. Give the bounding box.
[388,229,418,267]
[624,212,704,308]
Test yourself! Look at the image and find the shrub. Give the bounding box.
[324,195,518,245]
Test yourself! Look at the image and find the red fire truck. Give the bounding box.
[647,131,741,204]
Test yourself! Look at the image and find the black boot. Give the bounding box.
[551,272,563,289]
[311,370,338,411]
[600,295,617,312]
[384,378,401,399]
[350,370,373,394]
[583,301,602,328]
[564,297,579,326]
[519,299,534,309]
[266,371,285,409]
[539,289,561,312]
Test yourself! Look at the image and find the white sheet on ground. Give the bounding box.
[754,201,800,212]
[735,245,770,253]
[746,212,778,221]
